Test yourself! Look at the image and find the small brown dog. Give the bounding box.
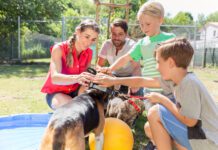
[106,94,145,127]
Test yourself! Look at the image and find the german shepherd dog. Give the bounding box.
[40,69,112,150]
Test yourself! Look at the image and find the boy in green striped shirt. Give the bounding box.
[98,1,177,149]
[100,1,175,81]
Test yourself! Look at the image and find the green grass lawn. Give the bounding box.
[0,63,51,115]
[0,63,217,149]
[191,66,218,102]
[0,64,217,116]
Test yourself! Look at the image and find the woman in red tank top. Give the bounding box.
[41,19,106,150]
[41,19,100,109]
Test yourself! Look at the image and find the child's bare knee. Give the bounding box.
[144,122,151,137]
[147,104,160,121]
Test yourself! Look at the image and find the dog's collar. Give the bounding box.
[128,99,141,113]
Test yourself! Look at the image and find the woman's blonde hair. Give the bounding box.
[66,19,100,67]
[137,1,164,19]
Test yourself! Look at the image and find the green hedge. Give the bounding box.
[22,44,50,59]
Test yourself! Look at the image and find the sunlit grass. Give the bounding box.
[0,64,51,115]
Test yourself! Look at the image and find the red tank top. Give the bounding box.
[41,41,92,94]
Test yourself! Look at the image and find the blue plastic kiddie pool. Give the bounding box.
[0,113,52,150]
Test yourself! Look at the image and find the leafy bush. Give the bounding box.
[22,44,50,59]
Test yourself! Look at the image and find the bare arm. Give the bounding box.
[110,53,132,71]
[94,74,160,89]
[145,93,198,127]
[162,97,198,127]
[113,76,160,88]
[50,45,94,86]
[99,53,133,73]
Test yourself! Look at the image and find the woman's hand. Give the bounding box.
[144,92,167,104]
[77,72,95,87]
[93,73,115,87]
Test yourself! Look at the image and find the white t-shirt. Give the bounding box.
[98,38,137,76]
[159,73,218,147]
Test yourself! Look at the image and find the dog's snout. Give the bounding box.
[87,68,97,75]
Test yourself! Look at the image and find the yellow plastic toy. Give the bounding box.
[89,118,134,150]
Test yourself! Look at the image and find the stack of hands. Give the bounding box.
[98,66,168,104]
[94,66,115,87]
[76,67,113,87]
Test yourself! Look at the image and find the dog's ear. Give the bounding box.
[86,89,108,102]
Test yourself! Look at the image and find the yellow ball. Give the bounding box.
[89,118,134,150]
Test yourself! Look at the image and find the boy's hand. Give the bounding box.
[144,92,166,104]
[93,73,115,87]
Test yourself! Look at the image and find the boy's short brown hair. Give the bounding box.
[155,38,194,69]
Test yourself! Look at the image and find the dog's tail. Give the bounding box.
[52,119,81,150]
[39,125,66,150]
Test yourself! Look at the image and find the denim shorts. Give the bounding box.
[158,104,192,150]
[45,88,79,110]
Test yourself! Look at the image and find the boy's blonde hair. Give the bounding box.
[137,1,164,19]
[154,38,194,69]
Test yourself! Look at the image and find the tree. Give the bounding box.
[196,11,218,29]
[0,0,96,60]
[206,11,218,22]
[173,12,194,25]
[196,14,207,28]
[0,0,67,33]
[129,0,147,22]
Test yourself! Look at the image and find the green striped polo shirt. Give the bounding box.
[130,32,175,92]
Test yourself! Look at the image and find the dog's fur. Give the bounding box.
[40,89,109,150]
[106,94,145,127]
